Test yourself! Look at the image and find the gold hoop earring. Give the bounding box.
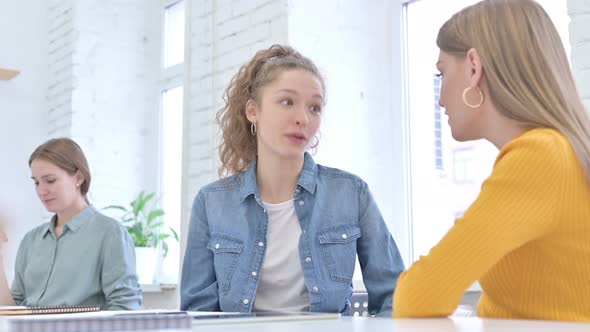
[250,122,256,136]
[462,86,484,108]
[310,136,319,149]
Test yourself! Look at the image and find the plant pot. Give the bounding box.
[135,246,158,284]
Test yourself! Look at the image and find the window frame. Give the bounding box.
[152,0,187,286]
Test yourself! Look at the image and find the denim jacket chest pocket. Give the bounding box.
[207,234,244,294]
[317,224,362,283]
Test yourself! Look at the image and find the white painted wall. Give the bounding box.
[0,0,49,281]
[287,0,411,263]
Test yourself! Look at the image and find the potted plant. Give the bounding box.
[105,191,179,284]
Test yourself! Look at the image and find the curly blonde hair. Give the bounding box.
[216,44,325,176]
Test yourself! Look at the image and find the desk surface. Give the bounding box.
[189,316,590,332]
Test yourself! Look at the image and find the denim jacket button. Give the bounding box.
[243,299,249,305]
[258,241,264,247]
[305,257,312,263]
[341,233,348,239]
[312,286,319,292]
[251,271,257,276]
[298,200,304,206]
[215,243,220,249]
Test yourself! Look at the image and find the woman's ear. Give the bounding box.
[466,48,484,87]
[75,170,84,188]
[245,99,258,123]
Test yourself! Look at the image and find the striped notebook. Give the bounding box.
[0,305,100,316]
[0,312,191,332]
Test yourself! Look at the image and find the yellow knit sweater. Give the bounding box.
[393,128,590,321]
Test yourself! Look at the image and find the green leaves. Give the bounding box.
[104,191,178,257]
[147,210,164,225]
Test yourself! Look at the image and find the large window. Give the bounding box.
[158,0,185,284]
[163,0,185,68]
[404,0,571,273]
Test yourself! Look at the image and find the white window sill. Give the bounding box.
[140,283,177,293]
[353,280,481,293]
[353,279,366,292]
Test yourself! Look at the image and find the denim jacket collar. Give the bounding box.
[239,152,318,202]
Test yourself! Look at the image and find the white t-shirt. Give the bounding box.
[252,199,310,312]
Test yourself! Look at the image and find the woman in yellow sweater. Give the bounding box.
[393,0,590,322]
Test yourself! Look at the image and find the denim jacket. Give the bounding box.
[180,153,404,316]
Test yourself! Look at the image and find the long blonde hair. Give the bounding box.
[216,44,325,176]
[437,0,590,183]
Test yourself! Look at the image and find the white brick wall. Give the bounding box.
[569,0,590,112]
[47,0,75,137]
[73,0,160,209]
[183,0,288,224]
[46,0,160,209]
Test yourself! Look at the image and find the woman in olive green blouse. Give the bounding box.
[0,138,142,310]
